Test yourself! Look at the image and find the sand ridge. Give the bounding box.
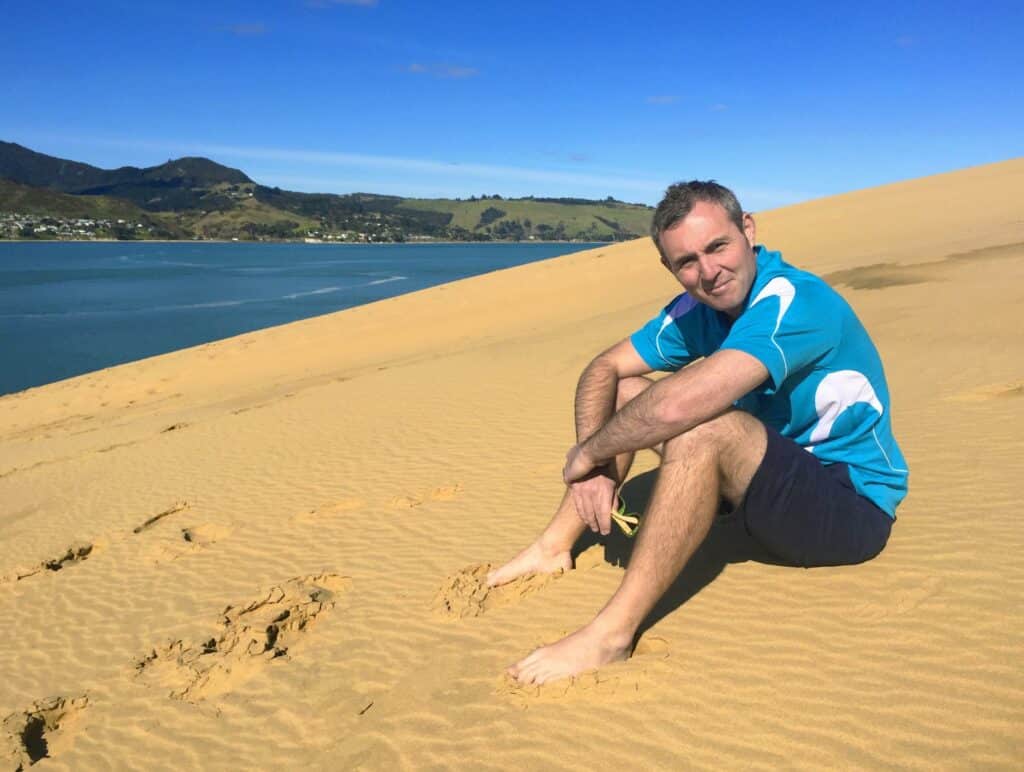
[1,158,1022,768]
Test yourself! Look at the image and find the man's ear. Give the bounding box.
[742,212,756,245]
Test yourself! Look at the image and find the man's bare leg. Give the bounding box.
[508,410,767,684]
[487,376,654,587]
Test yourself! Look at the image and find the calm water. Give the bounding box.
[0,241,600,395]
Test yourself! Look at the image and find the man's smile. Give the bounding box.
[707,278,733,296]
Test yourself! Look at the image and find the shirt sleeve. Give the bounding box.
[629,294,699,372]
[720,277,838,391]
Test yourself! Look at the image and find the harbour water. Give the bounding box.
[0,241,601,395]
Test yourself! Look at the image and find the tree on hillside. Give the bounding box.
[478,207,506,228]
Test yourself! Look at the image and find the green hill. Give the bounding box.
[0,141,115,191]
[401,196,652,241]
[0,142,251,209]
[0,142,654,242]
[0,178,184,238]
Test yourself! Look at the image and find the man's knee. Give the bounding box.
[615,375,654,410]
[661,410,766,460]
[662,411,768,504]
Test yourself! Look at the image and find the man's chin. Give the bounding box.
[700,293,729,310]
[706,295,743,318]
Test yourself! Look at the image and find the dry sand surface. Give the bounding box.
[2,159,1022,769]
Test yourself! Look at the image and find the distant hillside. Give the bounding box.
[0,142,252,212]
[0,142,653,242]
[0,141,113,191]
[0,179,185,238]
[76,158,252,212]
[402,196,652,242]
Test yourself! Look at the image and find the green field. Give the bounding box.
[401,197,652,240]
[0,178,157,221]
[178,193,320,240]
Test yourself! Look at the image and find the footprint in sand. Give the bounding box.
[134,574,350,703]
[496,668,642,705]
[142,523,234,564]
[132,501,190,534]
[291,497,366,525]
[1,695,89,770]
[181,523,233,547]
[391,483,463,510]
[2,542,96,584]
[132,502,229,564]
[432,563,563,619]
[633,634,671,657]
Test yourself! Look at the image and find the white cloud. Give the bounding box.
[60,136,663,193]
[405,63,478,78]
[440,65,477,78]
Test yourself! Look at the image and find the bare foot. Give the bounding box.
[487,542,572,587]
[507,623,632,684]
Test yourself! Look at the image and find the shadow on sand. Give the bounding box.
[569,468,795,640]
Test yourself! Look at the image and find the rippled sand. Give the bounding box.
[2,158,1022,769]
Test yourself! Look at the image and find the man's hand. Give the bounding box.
[569,460,614,532]
[563,443,599,484]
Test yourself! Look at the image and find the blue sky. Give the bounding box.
[3,0,1022,209]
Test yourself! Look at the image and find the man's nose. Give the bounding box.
[698,255,719,282]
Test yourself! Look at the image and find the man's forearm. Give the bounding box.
[581,373,683,463]
[581,353,744,463]
[579,350,767,465]
[574,357,619,445]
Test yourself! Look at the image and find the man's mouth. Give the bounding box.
[708,279,732,296]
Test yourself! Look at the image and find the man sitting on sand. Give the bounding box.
[490,180,909,685]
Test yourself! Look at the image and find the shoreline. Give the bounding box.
[0,239,610,397]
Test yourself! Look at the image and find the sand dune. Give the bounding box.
[2,159,1022,769]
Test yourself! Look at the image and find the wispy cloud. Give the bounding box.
[540,149,592,164]
[646,95,680,105]
[405,63,478,79]
[14,130,829,207]
[58,136,663,193]
[710,103,728,112]
[226,23,266,37]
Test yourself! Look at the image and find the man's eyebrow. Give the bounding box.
[673,236,730,263]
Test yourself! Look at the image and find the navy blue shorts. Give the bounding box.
[732,425,894,568]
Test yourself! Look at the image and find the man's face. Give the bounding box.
[657,201,758,318]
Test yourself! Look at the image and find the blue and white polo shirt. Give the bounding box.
[630,246,909,516]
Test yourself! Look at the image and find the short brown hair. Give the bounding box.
[651,180,745,259]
